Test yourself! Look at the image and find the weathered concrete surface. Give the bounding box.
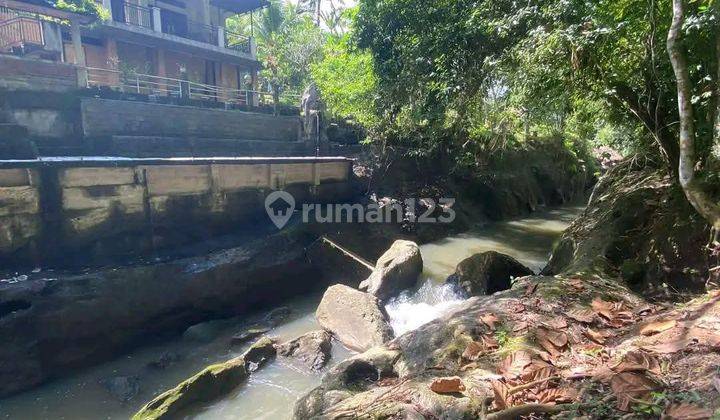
[0,231,320,397]
[81,98,301,142]
[0,157,354,268]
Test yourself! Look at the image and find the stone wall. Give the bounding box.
[81,98,302,142]
[0,157,353,268]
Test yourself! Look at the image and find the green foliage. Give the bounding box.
[311,23,379,127]
[51,0,103,17]
[350,0,720,173]
[227,0,326,102]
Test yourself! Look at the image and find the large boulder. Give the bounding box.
[276,330,332,371]
[132,337,276,420]
[447,251,533,296]
[316,285,394,352]
[359,240,423,301]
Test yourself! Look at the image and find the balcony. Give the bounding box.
[108,1,254,57]
[0,6,45,55]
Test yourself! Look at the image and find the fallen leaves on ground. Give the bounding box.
[479,313,500,330]
[430,377,465,394]
[567,307,596,323]
[585,327,613,344]
[661,403,712,420]
[611,351,661,375]
[610,371,662,411]
[524,282,539,296]
[592,298,634,328]
[535,386,578,404]
[640,319,677,336]
[498,351,533,380]
[536,326,569,356]
[462,336,499,361]
[491,380,511,409]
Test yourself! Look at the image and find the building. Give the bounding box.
[1,0,267,106]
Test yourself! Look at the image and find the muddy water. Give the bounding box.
[0,205,583,420]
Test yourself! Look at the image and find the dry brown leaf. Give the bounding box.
[522,363,554,383]
[584,327,613,344]
[546,317,569,330]
[610,372,662,411]
[498,351,533,380]
[661,403,712,420]
[509,302,526,313]
[567,308,595,323]
[612,351,661,375]
[641,338,693,354]
[491,380,511,409]
[536,326,568,356]
[461,341,483,361]
[536,386,578,404]
[592,298,634,327]
[480,313,500,330]
[513,321,529,332]
[430,377,466,394]
[640,319,678,336]
[482,334,499,351]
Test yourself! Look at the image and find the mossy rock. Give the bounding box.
[132,337,276,420]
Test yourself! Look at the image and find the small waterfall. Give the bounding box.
[385,279,466,336]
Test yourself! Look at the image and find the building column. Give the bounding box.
[151,7,162,32]
[70,20,87,87]
[217,26,225,48]
[106,38,120,87]
[156,48,167,95]
[250,68,259,107]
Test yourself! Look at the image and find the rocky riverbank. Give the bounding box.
[292,162,719,419]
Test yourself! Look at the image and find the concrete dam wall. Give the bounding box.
[0,157,354,268]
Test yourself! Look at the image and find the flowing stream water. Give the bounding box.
[0,205,583,420]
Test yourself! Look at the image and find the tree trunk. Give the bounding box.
[667,0,720,237]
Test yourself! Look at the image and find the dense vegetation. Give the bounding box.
[227,0,719,230]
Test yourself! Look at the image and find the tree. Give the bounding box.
[227,0,325,112]
[667,0,720,239]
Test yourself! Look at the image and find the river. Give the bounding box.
[0,205,583,420]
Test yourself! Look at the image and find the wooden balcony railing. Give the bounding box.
[0,7,45,53]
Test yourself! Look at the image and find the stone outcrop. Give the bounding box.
[276,330,333,371]
[447,251,533,296]
[316,284,394,352]
[0,232,318,397]
[359,240,423,301]
[133,337,276,420]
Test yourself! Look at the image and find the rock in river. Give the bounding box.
[316,284,394,352]
[277,330,332,371]
[133,337,276,420]
[359,240,423,301]
[447,251,533,296]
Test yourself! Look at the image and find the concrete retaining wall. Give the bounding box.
[81,98,302,142]
[0,55,78,92]
[0,157,353,267]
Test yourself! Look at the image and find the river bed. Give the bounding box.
[0,205,583,420]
